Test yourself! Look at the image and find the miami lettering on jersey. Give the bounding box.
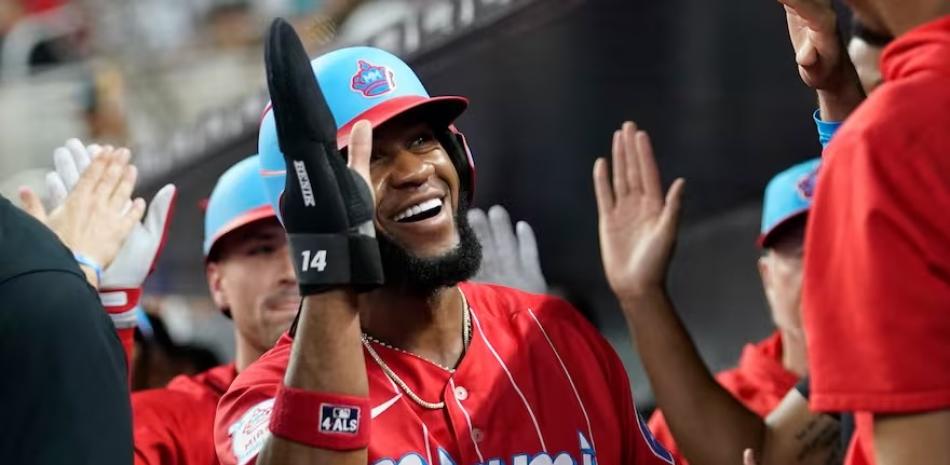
[372,432,597,465]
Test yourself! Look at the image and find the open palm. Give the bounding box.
[594,122,685,298]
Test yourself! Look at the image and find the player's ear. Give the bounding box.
[206,262,230,310]
[757,252,773,293]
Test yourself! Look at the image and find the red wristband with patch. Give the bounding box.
[269,385,371,450]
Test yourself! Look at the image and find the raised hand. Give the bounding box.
[19,147,146,279]
[593,122,684,299]
[264,18,381,294]
[41,138,177,294]
[779,0,845,90]
[468,205,548,294]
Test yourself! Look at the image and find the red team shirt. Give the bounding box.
[214,282,674,465]
[648,332,798,465]
[132,363,238,465]
[803,15,950,465]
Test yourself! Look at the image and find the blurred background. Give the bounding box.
[0,0,837,405]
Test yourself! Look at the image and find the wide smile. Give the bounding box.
[381,192,457,249]
[393,197,444,223]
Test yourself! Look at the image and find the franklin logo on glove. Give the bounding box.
[319,404,360,435]
[292,160,316,207]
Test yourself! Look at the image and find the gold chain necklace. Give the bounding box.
[362,290,472,410]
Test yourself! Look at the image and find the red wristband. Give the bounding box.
[269,385,371,450]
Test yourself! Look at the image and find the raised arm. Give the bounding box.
[21,139,176,372]
[595,121,764,465]
[594,122,840,465]
[254,19,382,465]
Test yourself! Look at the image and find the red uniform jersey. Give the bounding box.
[802,14,950,465]
[648,332,798,465]
[214,283,673,465]
[132,363,238,465]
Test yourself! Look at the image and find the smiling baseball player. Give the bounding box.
[212,19,672,465]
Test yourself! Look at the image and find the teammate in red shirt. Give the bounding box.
[801,3,950,464]
[129,154,300,465]
[213,22,672,465]
[647,159,817,465]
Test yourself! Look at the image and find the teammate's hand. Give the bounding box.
[19,147,146,270]
[778,0,848,91]
[468,205,548,294]
[42,138,178,292]
[265,18,382,294]
[594,122,684,299]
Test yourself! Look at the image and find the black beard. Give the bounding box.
[376,201,482,297]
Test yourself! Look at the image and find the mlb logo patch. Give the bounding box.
[319,403,361,435]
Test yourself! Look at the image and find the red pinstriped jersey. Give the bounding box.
[214,282,673,465]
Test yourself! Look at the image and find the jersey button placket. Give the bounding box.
[446,379,479,464]
[454,385,469,401]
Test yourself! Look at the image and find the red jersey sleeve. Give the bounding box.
[132,389,217,465]
[803,32,950,413]
[214,336,289,465]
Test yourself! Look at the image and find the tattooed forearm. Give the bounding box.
[793,416,843,465]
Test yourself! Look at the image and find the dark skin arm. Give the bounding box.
[873,411,950,465]
[256,121,375,465]
[257,291,368,464]
[594,122,840,465]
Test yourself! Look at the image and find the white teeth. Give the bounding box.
[394,198,443,222]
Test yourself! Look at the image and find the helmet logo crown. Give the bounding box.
[350,60,396,97]
[796,169,817,201]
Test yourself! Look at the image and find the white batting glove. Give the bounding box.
[48,138,177,329]
[468,205,548,295]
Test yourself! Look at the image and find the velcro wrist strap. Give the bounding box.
[269,385,370,451]
[288,234,351,288]
[348,235,383,287]
[99,288,142,329]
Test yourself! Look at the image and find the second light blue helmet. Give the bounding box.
[204,155,277,258]
[258,46,475,222]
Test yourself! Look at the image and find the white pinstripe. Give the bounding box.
[470,307,548,452]
[421,421,433,464]
[527,308,597,452]
[450,378,486,463]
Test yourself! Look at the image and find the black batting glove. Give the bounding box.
[264,18,383,295]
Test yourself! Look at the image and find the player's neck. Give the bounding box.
[234,337,266,373]
[359,286,467,370]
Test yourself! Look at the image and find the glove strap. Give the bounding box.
[99,288,142,330]
[288,234,384,295]
[349,235,383,288]
[288,234,352,294]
